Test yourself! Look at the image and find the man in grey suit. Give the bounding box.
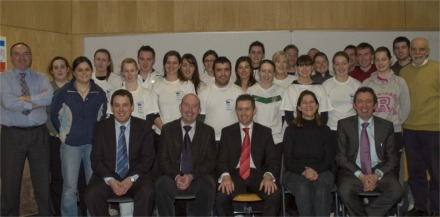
[85,89,156,216]
[155,93,217,216]
[215,94,281,216]
[336,86,403,216]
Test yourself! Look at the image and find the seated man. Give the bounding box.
[85,89,156,216]
[155,93,217,216]
[336,87,403,216]
[215,94,281,216]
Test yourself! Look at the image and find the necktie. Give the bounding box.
[116,125,128,178]
[240,127,251,180]
[360,122,372,175]
[19,72,31,115]
[181,126,192,174]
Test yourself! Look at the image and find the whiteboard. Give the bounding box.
[84,30,439,75]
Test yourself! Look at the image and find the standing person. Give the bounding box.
[85,90,156,216]
[182,53,206,94]
[391,36,411,76]
[349,42,376,82]
[46,56,71,216]
[400,37,439,216]
[311,52,333,84]
[215,94,281,216]
[283,90,334,216]
[1,42,53,216]
[51,56,107,216]
[283,44,299,76]
[137,45,162,90]
[92,49,121,98]
[272,50,296,89]
[248,41,265,80]
[200,50,218,86]
[247,60,286,157]
[198,56,243,142]
[307,48,320,59]
[156,94,217,216]
[336,87,402,216]
[280,55,331,124]
[234,56,257,92]
[344,45,358,73]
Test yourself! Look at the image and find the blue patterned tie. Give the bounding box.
[180,126,192,174]
[19,72,31,115]
[116,125,128,178]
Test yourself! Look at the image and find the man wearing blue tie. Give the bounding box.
[336,87,402,216]
[85,89,156,216]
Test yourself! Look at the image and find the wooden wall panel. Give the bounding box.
[1,1,71,34]
[405,1,439,29]
[173,1,291,32]
[290,1,405,29]
[1,26,72,73]
[136,1,174,33]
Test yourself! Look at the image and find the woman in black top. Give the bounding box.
[282,90,334,216]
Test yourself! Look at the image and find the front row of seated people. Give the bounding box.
[85,86,401,216]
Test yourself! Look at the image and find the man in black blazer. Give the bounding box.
[215,94,281,216]
[336,87,402,216]
[155,93,217,216]
[85,89,156,216]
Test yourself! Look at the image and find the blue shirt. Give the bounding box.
[354,116,382,177]
[0,68,53,127]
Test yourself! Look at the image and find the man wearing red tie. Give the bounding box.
[215,94,281,216]
[336,87,402,216]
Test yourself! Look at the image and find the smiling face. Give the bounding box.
[354,91,377,121]
[164,55,181,77]
[410,38,430,66]
[237,60,251,81]
[51,59,69,81]
[93,52,110,73]
[181,59,195,80]
[236,99,256,126]
[356,48,373,69]
[259,62,274,86]
[297,63,313,79]
[285,48,298,67]
[137,50,155,74]
[11,44,32,71]
[298,94,318,120]
[203,54,216,73]
[111,95,134,124]
[274,57,288,75]
[179,94,201,125]
[249,46,264,67]
[73,62,92,84]
[314,55,329,74]
[374,51,391,73]
[344,48,357,69]
[122,62,138,83]
[333,55,350,77]
[214,62,231,87]
[393,41,410,62]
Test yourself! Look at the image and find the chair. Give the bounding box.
[107,196,134,217]
[232,193,263,216]
[338,190,400,216]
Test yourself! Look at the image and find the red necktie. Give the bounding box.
[240,128,250,180]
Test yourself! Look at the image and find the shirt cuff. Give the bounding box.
[23,101,32,110]
[354,170,362,178]
[263,172,276,183]
[104,177,115,185]
[374,169,384,180]
[218,172,230,183]
[130,174,139,182]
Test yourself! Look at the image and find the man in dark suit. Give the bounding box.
[215,94,281,216]
[336,87,403,216]
[155,93,217,216]
[85,89,156,216]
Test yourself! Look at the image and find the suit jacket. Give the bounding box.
[336,115,397,175]
[216,122,279,179]
[158,119,217,180]
[91,115,155,180]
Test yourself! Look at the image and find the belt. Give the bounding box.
[1,124,43,130]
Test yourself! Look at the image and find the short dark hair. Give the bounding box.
[293,90,323,127]
[111,89,134,106]
[248,41,265,54]
[137,45,156,59]
[344,45,356,51]
[313,52,329,63]
[283,44,299,53]
[259,59,275,71]
[353,86,377,104]
[374,46,392,59]
[235,94,256,109]
[393,36,410,50]
[72,56,93,72]
[48,56,71,79]
[202,50,218,61]
[10,42,31,56]
[356,42,374,56]
[213,56,231,72]
[332,51,349,64]
[296,55,313,66]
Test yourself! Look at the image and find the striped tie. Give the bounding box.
[19,72,31,115]
[116,125,128,178]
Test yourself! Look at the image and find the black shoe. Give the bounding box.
[430,212,439,217]
[405,208,429,216]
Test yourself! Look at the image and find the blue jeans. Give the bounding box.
[60,143,93,216]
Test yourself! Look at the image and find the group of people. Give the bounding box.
[0,35,437,217]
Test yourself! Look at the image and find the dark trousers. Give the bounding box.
[49,135,63,216]
[1,125,52,216]
[337,170,403,216]
[155,175,216,216]
[215,171,281,216]
[85,176,155,216]
[403,129,439,212]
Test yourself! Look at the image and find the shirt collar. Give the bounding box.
[181,120,196,129]
[115,118,131,129]
[357,116,374,127]
[239,122,254,130]
[412,58,429,67]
